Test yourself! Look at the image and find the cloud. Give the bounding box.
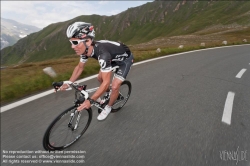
[1,1,98,28]
[107,10,122,16]
[1,1,152,28]
[98,1,110,5]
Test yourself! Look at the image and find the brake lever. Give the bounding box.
[52,81,72,92]
[52,82,63,92]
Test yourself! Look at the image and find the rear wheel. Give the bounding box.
[98,80,131,113]
[111,80,131,112]
[43,106,92,151]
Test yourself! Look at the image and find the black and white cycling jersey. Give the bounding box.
[80,40,131,72]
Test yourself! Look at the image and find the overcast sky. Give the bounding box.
[1,1,152,29]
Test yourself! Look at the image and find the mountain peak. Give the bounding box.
[1,18,41,49]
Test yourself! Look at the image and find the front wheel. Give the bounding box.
[43,106,92,151]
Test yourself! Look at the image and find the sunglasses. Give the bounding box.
[69,39,86,46]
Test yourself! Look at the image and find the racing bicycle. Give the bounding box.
[43,67,131,151]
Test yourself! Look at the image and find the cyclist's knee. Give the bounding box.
[97,76,102,83]
[111,79,122,92]
[111,85,119,92]
[97,72,103,83]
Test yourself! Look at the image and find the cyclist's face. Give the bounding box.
[70,38,86,55]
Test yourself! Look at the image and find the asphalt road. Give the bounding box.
[1,45,250,166]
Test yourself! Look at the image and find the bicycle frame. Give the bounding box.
[62,66,120,110]
[51,66,126,132]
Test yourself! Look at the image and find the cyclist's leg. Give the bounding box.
[97,70,103,83]
[97,70,110,93]
[108,54,134,106]
[108,77,123,106]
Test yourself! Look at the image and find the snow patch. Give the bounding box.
[19,34,27,38]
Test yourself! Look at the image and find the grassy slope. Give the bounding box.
[1,40,249,105]
[1,1,250,65]
[1,1,250,104]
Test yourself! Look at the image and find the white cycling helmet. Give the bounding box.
[66,22,95,39]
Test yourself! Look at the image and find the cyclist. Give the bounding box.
[61,22,133,121]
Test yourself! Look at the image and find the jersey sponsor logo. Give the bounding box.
[114,53,128,61]
[99,59,107,69]
[98,40,120,46]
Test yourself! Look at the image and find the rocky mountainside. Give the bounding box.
[1,18,41,49]
[1,0,250,65]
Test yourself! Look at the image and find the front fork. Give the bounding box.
[68,109,81,131]
[68,90,124,128]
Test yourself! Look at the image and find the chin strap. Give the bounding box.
[83,41,89,55]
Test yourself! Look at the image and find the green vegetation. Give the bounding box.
[1,1,250,65]
[1,0,250,104]
[1,40,249,105]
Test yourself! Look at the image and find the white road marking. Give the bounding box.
[1,44,249,113]
[222,92,235,125]
[0,74,98,113]
[236,69,247,78]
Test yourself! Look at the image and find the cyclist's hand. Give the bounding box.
[59,84,70,91]
[77,100,91,111]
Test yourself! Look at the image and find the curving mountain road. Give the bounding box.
[1,45,250,166]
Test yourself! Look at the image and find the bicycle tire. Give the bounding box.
[43,106,92,151]
[111,80,131,112]
[98,80,131,113]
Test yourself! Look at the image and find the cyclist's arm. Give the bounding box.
[69,62,85,82]
[91,71,111,101]
[60,62,85,90]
